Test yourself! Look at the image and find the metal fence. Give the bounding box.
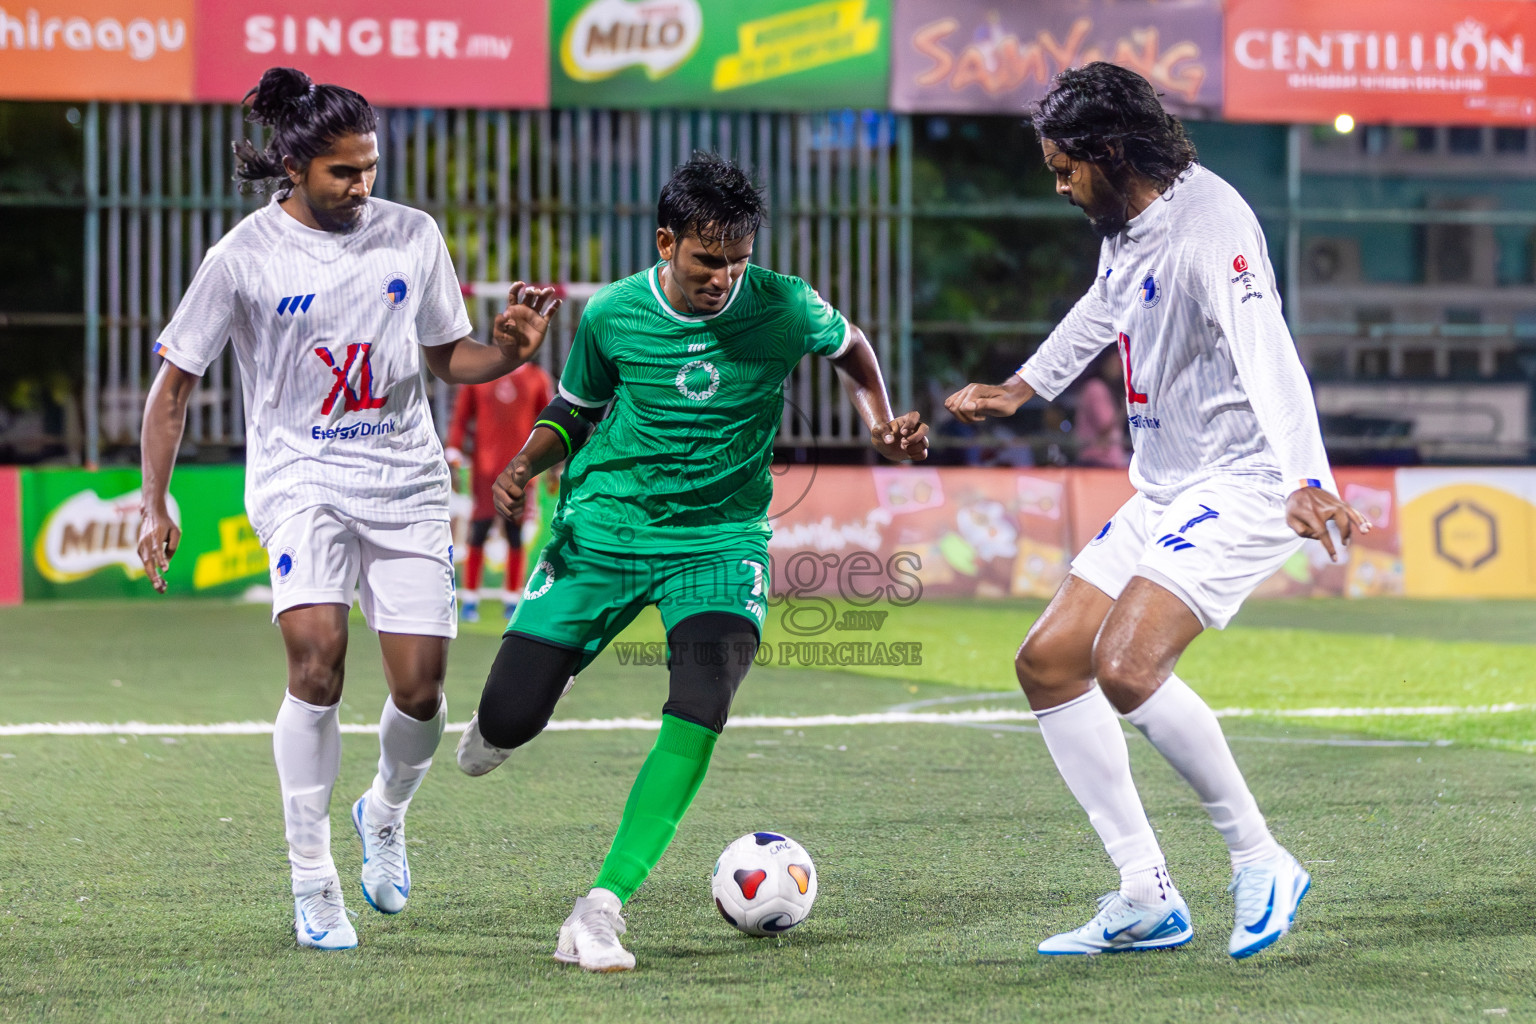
[80,102,911,464]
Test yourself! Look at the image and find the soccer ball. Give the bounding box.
[711,831,817,936]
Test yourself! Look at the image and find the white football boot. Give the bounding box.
[352,793,410,914]
[1037,891,1193,955]
[554,890,637,972]
[1228,851,1311,959]
[456,713,513,777]
[294,876,358,950]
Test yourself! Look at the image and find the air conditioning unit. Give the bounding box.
[1425,198,1497,286]
[1302,237,1361,285]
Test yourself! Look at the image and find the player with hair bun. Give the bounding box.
[947,63,1367,959]
[138,66,561,950]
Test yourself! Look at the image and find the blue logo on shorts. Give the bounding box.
[1091,520,1114,545]
[275,548,296,583]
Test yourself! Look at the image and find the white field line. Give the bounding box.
[0,703,1532,737]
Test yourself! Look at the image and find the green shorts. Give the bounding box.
[505,531,770,671]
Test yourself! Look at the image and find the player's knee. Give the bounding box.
[392,685,444,721]
[476,634,581,750]
[287,651,344,705]
[1014,631,1079,701]
[663,614,757,734]
[1090,646,1156,713]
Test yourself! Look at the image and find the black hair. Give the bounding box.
[1030,62,1197,192]
[657,152,765,245]
[232,67,377,193]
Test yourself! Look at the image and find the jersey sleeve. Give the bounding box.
[151,249,240,376]
[1018,271,1114,402]
[558,307,619,408]
[1191,230,1336,494]
[415,224,473,347]
[792,278,853,358]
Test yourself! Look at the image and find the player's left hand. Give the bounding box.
[871,411,929,462]
[492,282,562,364]
[1286,485,1370,563]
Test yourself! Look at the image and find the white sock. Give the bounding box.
[1035,687,1170,903]
[368,695,446,824]
[1124,674,1282,870]
[273,691,341,892]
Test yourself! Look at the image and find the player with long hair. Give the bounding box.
[456,153,929,971]
[947,63,1367,958]
[137,67,560,950]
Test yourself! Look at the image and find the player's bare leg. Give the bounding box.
[1016,576,1191,954]
[1097,576,1309,959]
[274,604,356,949]
[352,632,449,915]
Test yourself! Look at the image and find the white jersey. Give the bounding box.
[1020,164,1335,505]
[153,196,472,543]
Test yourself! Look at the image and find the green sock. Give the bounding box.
[592,714,719,903]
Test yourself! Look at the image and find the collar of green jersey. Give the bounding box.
[647,261,747,323]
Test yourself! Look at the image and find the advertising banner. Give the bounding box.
[890,0,1223,117]
[0,0,194,101]
[20,466,267,600]
[0,467,20,606]
[1224,0,1536,125]
[1398,468,1536,598]
[551,0,891,110]
[193,0,549,108]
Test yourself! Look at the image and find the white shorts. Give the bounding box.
[266,506,458,638]
[1069,480,1303,630]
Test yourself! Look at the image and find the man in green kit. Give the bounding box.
[457,152,928,971]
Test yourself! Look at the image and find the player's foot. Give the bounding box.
[554,890,636,972]
[502,595,519,621]
[461,599,480,623]
[456,712,512,776]
[352,793,410,914]
[1228,851,1310,959]
[1037,891,1193,955]
[294,876,358,950]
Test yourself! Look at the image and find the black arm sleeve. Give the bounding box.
[533,396,606,458]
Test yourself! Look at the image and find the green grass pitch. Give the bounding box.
[1,598,1533,1021]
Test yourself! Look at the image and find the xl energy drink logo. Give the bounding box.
[561,0,702,81]
[34,488,181,584]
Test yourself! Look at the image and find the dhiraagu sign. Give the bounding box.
[22,466,267,600]
[552,0,889,109]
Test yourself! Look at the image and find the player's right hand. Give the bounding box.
[493,282,562,365]
[136,504,180,595]
[944,376,1035,424]
[493,456,534,521]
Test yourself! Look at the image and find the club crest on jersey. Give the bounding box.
[676,359,720,402]
[1139,271,1160,308]
[1091,520,1114,545]
[275,548,297,583]
[381,273,410,310]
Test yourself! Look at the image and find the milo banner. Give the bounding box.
[21,466,266,600]
[551,0,891,110]
[890,0,1223,117]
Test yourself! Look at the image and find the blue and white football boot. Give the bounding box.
[1228,851,1310,959]
[1038,891,1193,955]
[294,876,358,950]
[352,793,410,914]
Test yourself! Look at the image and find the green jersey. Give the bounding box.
[554,261,851,554]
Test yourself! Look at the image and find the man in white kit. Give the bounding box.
[135,67,561,950]
[946,63,1367,959]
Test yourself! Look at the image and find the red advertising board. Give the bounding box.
[193,0,548,108]
[0,0,194,101]
[1224,0,1536,124]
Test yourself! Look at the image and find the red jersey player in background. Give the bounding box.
[446,361,553,621]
